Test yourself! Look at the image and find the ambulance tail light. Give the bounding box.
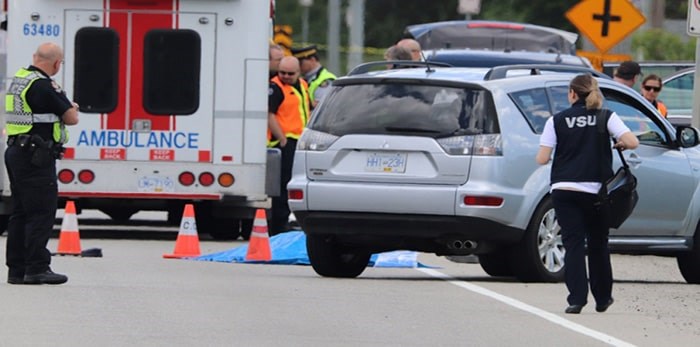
[58,169,75,184]
[78,170,95,184]
[218,173,235,187]
[179,172,196,186]
[199,172,215,187]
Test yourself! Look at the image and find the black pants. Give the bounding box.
[270,138,297,235]
[4,145,57,277]
[552,189,613,307]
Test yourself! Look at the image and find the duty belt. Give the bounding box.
[6,134,33,147]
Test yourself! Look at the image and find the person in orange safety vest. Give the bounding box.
[268,56,310,235]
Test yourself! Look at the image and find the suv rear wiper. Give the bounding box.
[384,126,441,134]
[384,126,482,138]
[439,128,484,137]
[435,128,483,138]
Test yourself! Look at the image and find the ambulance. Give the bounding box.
[0,0,278,239]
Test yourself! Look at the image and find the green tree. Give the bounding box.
[666,0,688,19]
[631,29,696,60]
[275,0,334,46]
[275,0,582,50]
[478,0,578,33]
[364,0,461,47]
[274,0,692,62]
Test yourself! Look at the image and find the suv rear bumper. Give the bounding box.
[295,211,524,254]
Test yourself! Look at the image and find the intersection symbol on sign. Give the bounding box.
[566,0,646,53]
[592,0,620,36]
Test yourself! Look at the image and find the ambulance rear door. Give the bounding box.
[63,9,216,162]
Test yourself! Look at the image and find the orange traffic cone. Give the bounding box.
[163,204,201,259]
[245,209,272,261]
[56,200,82,256]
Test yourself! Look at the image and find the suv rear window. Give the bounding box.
[308,83,499,137]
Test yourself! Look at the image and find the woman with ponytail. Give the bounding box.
[536,74,639,314]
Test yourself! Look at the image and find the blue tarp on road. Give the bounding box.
[193,231,431,268]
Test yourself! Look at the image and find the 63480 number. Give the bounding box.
[23,23,61,37]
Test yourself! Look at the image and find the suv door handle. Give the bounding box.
[626,153,642,165]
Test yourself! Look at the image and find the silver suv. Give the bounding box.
[288,63,700,283]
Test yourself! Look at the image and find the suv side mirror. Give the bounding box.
[676,126,700,148]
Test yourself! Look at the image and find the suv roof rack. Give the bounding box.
[347,60,452,76]
[483,64,610,81]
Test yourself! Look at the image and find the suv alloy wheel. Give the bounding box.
[510,197,565,282]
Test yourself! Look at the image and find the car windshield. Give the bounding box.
[308,83,499,137]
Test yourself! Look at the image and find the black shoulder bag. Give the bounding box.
[596,109,639,229]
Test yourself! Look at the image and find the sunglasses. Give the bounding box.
[278,71,297,76]
[643,85,661,92]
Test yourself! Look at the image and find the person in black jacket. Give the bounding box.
[536,74,639,314]
[5,42,79,285]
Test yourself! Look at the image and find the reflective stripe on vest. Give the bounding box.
[5,68,68,143]
[308,67,336,104]
[267,76,310,147]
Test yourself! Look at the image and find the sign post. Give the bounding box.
[687,0,700,128]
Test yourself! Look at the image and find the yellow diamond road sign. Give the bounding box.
[566,0,646,53]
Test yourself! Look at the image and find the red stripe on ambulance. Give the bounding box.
[107,0,177,132]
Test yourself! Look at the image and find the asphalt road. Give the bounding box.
[0,211,697,346]
[0,242,697,345]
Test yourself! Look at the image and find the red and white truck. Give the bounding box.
[0,0,278,239]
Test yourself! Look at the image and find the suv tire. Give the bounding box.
[677,224,700,284]
[306,234,371,278]
[479,250,514,277]
[510,196,565,282]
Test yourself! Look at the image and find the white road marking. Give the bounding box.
[417,268,636,347]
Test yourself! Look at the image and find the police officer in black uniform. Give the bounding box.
[536,74,639,314]
[5,42,79,285]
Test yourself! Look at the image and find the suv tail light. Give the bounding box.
[297,129,339,151]
[288,189,304,200]
[437,134,502,156]
[464,195,504,206]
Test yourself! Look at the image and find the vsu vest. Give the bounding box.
[550,103,613,184]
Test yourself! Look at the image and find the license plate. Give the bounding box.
[365,152,407,173]
[138,176,175,193]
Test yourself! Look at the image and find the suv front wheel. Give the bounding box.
[510,196,565,282]
[677,224,700,284]
[306,234,371,278]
